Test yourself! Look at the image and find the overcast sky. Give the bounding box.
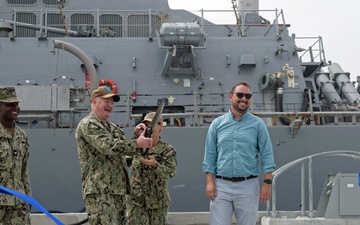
[168,0,360,82]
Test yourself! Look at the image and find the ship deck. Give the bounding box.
[31,211,360,225]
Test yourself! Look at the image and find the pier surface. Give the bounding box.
[31,211,360,225]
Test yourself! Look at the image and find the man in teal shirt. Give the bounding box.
[202,81,276,225]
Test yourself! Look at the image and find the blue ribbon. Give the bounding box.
[0,186,64,225]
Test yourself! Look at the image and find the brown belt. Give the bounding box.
[215,175,257,182]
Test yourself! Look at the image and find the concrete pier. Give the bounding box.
[30,211,360,225]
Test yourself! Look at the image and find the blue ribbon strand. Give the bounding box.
[0,186,64,225]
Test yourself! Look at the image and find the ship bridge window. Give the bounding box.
[127,14,161,37]
[99,14,123,37]
[42,0,67,6]
[12,12,36,37]
[6,0,37,6]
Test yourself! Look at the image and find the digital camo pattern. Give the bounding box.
[0,202,31,225]
[0,87,20,103]
[127,204,168,225]
[84,194,126,225]
[75,112,139,197]
[0,122,31,224]
[127,139,177,224]
[76,112,142,224]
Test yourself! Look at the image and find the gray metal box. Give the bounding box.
[339,175,360,216]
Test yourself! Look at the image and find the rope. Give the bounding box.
[58,1,68,37]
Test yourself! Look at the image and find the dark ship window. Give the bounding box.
[42,0,67,6]
[5,0,37,6]
[127,15,161,37]
[12,12,36,37]
[99,14,123,37]
[70,13,94,35]
[44,13,66,37]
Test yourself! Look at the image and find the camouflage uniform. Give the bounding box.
[127,139,177,225]
[75,112,138,225]
[0,87,31,225]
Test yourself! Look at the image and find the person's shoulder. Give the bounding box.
[159,140,177,156]
[108,121,120,129]
[77,114,102,130]
[84,113,102,124]
[248,112,262,121]
[247,112,267,127]
[211,112,230,126]
[14,125,27,137]
[163,140,176,148]
[214,111,229,121]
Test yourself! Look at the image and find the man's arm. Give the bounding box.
[260,172,272,204]
[205,172,217,201]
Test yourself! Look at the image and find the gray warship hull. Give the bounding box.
[25,126,360,213]
[1,0,360,222]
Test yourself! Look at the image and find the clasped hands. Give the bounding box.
[135,123,153,149]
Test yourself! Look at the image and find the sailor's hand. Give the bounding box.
[134,123,146,136]
[141,155,158,167]
[136,129,152,149]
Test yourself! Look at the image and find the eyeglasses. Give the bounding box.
[235,92,252,99]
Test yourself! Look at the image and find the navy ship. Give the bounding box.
[1,0,360,224]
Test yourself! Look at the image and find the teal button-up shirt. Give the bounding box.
[202,111,275,177]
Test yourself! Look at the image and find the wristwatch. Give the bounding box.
[264,179,272,184]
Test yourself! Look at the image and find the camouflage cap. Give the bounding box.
[0,87,21,103]
[142,112,163,124]
[91,86,120,102]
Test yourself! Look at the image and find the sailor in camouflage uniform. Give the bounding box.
[75,86,152,225]
[127,112,177,225]
[0,87,32,225]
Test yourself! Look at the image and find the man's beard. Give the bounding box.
[232,101,248,114]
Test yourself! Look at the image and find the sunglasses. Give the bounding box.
[235,92,252,100]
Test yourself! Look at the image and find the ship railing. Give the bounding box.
[190,8,286,38]
[128,110,360,127]
[8,8,286,38]
[266,150,360,218]
[252,111,360,126]
[8,8,325,65]
[296,36,326,64]
[8,8,167,38]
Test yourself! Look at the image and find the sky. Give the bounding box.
[168,0,360,82]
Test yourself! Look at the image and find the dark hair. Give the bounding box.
[230,81,252,94]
